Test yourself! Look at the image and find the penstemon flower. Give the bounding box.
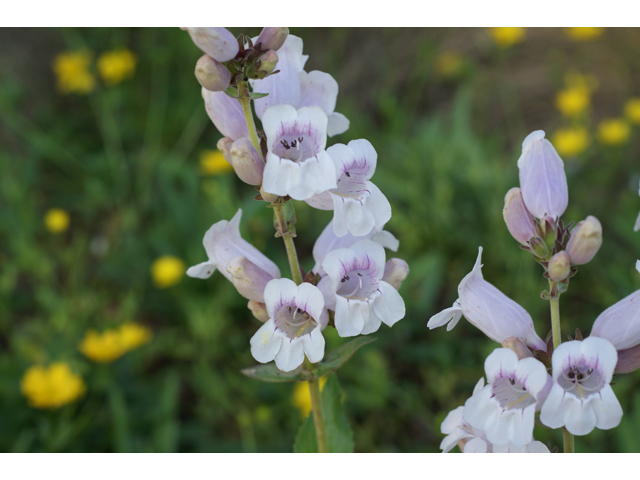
[306,139,392,237]
[540,337,622,435]
[317,239,405,337]
[250,278,327,372]
[427,247,547,351]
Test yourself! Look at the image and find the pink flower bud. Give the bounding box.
[183,27,239,62]
[226,256,277,302]
[248,300,269,323]
[566,216,602,265]
[195,54,231,92]
[382,258,409,290]
[548,251,571,282]
[591,288,640,350]
[256,27,289,51]
[228,137,265,185]
[503,187,536,245]
[501,336,534,360]
[258,50,279,75]
[203,90,249,141]
[517,130,569,219]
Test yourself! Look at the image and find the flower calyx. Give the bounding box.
[224,33,281,89]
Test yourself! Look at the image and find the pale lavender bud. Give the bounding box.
[256,27,289,51]
[503,187,536,245]
[228,138,264,185]
[566,216,602,265]
[195,54,231,92]
[217,137,234,164]
[591,288,640,350]
[183,27,239,62]
[382,258,409,290]
[548,251,571,282]
[203,89,249,141]
[615,343,640,374]
[248,300,269,323]
[259,185,280,203]
[501,336,534,360]
[226,256,276,302]
[517,130,569,219]
[258,50,278,76]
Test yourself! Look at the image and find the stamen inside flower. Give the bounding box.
[336,258,378,300]
[273,129,318,163]
[491,376,536,410]
[274,303,317,339]
[333,160,370,200]
[558,363,604,398]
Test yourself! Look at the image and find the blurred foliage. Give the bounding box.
[1,27,640,452]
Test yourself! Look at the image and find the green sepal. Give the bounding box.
[240,336,376,383]
[293,373,354,453]
[248,92,269,99]
[224,86,239,98]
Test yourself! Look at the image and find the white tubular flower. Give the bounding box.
[590,288,640,350]
[427,247,547,351]
[187,209,280,302]
[250,278,328,372]
[262,105,336,200]
[463,348,552,448]
[517,130,569,219]
[306,139,391,237]
[317,240,405,337]
[311,219,398,276]
[540,337,622,436]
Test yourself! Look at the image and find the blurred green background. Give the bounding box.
[2,27,640,452]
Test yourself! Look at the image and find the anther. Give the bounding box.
[345,171,351,177]
[291,140,297,148]
[509,378,515,385]
[280,139,290,150]
[298,136,303,143]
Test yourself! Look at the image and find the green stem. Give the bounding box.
[237,82,264,161]
[549,281,575,453]
[273,202,303,285]
[305,360,328,453]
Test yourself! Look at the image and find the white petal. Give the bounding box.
[372,230,399,252]
[361,308,383,335]
[372,282,406,327]
[327,112,350,137]
[348,139,378,178]
[274,338,305,372]
[427,304,463,330]
[263,154,290,196]
[250,319,283,364]
[294,282,325,322]
[592,385,623,430]
[366,182,392,231]
[463,385,495,431]
[305,191,334,210]
[484,348,518,384]
[322,247,358,284]
[441,406,465,435]
[540,384,572,429]
[580,337,618,381]
[301,327,325,363]
[350,239,386,276]
[565,398,596,435]
[263,105,298,152]
[299,70,338,114]
[264,278,298,319]
[334,296,366,337]
[525,441,550,453]
[317,276,338,311]
[295,106,328,151]
[463,437,487,453]
[186,261,216,279]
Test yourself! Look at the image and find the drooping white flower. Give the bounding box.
[187,209,280,302]
[540,337,622,436]
[311,219,398,276]
[261,105,336,200]
[517,130,569,219]
[427,247,547,351]
[317,240,405,337]
[251,35,349,137]
[463,348,552,448]
[305,139,392,237]
[250,278,328,372]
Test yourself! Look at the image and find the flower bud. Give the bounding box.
[217,137,234,164]
[566,216,602,265]
[528,236,548,258]
[226,256,276,302]
[541,216,557,248]
[548,251,571,282]
[258,50,278,75]
[256,27,289,52]
[503,187,536,245]
[615,343,640,374]
[591,287,640,350]
[248,300,269,323]
[502,336,535,359]
[259,185,280,203]
[228,138,264,185]
[382,258,409,290]
[195,54,231,92]
[517,130,569,219]
[183,27,239,62]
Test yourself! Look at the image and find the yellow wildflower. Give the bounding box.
[44,208,70,233]
[52,50,95,95]
[565,27,604,41]
[624,98,640,125]
[151,255,185,288]
[79,329,126,363]
[598,118,630,145]
[488,27,525,48]
[551,127,590,157]
[555,86,590,117]
[435,51,463,78]
[97,49,137,86]
[200,149,233,176]
[21,363,86,409]
[292,377,327,418]
[118,322,152,351]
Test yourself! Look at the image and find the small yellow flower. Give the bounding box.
[488,27,525,48]
[21,363,86,409]
[151,256,185,288]
[624,98,640,125]
[555,86,591,117]
[435,51,463,78]
[44,208,70,233]
[292,377,327,418]
[200,149,233,176]
[552,127,590,157]
[565,27,604,42]
[118,322,152,351]
[52,50,95,95]
[97,49,137,86]
[598,118,630,145]
[79,329,126,363]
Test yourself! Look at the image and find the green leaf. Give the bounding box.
[248,92,269,99]
[240,336,376,383]
[293,373,354,453]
